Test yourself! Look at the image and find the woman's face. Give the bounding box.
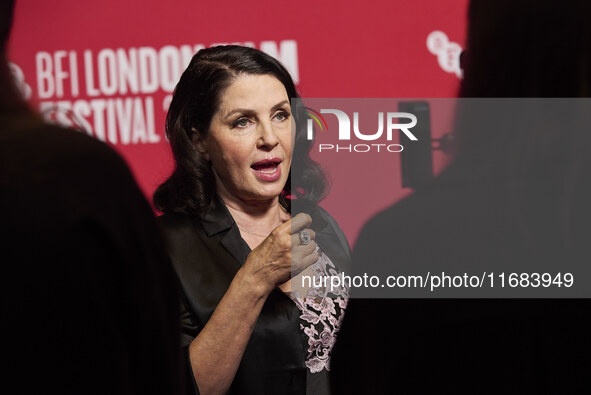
[195,73,293,205]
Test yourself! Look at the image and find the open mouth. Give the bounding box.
[251,158,282,173]
[251,158,283,181]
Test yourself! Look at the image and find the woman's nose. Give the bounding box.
[256,121,279,149]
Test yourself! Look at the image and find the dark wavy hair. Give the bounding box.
[154,45,327,216]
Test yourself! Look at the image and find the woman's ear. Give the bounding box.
[191,128,210,161]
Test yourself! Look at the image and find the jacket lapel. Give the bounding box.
[201,197,251,267]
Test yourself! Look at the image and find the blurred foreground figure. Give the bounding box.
[1,2,182,393]
[332,0,591,393]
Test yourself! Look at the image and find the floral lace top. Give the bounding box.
[289,247,349,374]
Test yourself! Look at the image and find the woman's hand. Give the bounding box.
[238,213,319,297]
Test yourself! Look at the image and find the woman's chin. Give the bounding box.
[237,188,285,205]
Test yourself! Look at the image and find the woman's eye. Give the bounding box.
[274,111,290,122]
[233,118,251,128]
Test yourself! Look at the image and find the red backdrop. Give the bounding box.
[8,0,469,246]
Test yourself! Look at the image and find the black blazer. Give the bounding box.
[158,199,351,395]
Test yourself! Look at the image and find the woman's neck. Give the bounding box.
[217,189,289,238]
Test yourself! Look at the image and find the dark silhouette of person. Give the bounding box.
[331,0,591,393]
[1,2,183,393]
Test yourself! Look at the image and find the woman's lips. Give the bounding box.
[251,159,282,182]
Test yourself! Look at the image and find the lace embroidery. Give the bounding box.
[290,248,349,373]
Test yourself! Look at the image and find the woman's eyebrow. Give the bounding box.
[270,100,290,112]
[223,108,256,120]
[223,100,290,120]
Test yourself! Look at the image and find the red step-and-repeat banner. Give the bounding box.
[8,0,469,245]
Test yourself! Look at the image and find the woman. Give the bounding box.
[155,45,350,395]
